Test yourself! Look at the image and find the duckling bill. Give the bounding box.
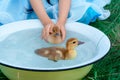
[35,38,84,62]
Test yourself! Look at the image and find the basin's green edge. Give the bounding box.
[0,52,109,72]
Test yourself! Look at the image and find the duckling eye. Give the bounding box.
[72,41,76,44]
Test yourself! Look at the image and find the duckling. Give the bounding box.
[47,26,62,44]
[35,38,84,62]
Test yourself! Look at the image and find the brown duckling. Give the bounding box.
[47,26,62,44]
[35,38,84,62]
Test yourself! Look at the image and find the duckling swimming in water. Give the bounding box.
[47,26,62,44]
[35,38,84,62]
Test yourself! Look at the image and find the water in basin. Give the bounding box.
[0,28,97,69]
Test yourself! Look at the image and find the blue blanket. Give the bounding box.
[0,0,111,26]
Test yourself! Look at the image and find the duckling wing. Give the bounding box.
[35,47,67,60]
[52,47,67,59]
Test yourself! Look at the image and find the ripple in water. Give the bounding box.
[0,28,97,69]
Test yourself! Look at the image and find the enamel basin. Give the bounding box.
[0,19,110,80]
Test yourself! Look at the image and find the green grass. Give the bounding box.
[84,0,120,80]
[0,0,120,80]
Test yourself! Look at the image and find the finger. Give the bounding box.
[61,27,66,41]
[46,24,51,37]
[41,28,45,39]
[62,31,66,41]
[42,25,49,40]
[49,24,54,32]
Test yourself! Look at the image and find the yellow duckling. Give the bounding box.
[35,38,84,62]
[47,26,62,44]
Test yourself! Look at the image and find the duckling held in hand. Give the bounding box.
[35,38,84,62]
[47,26,62,44]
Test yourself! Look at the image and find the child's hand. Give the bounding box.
[56,23,66,42]
[42,23,54,42]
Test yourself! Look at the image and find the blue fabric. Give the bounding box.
[78,7,101,24]
[0,0,111,26]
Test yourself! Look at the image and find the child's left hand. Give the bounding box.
[56,22,66,42]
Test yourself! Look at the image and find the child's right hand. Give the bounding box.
[56,23,66,42]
